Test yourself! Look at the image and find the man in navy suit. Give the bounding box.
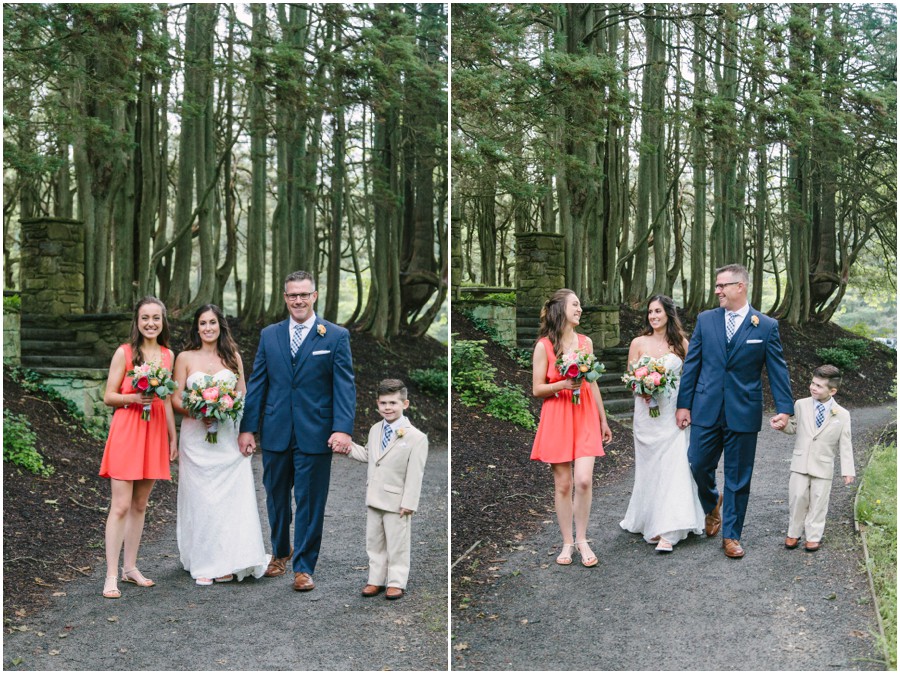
[239,270,356,590]
[675,264,793,558]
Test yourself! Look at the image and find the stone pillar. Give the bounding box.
[579,305,621,350]
[450,199,462,301]
[19,217,84,316]
[3,295,20,366]
[515,232,565,348]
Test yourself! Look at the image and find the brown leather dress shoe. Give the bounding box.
[264,553,292,578]
[385,587,404,600]
[293,572,315,591]
[723,538,745,558]
[784,536,800,549]
[804,540,821,552]
[705,493,723,537]
[361,584,384,597]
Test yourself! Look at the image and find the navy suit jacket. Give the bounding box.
[240,316,356,453]
[676,306,793,433]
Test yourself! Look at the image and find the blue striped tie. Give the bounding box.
[815,402,825,429]
[381,424,393,456]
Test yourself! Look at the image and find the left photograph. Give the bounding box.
[3,3,448,670]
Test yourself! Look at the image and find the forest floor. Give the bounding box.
[451,305,897,670]
[3,320,449,670]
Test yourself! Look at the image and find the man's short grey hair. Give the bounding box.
[715,263,749,285]
[284,270,316,291]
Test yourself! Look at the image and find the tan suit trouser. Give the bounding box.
[366,506,412,589]
[787,471,833,542]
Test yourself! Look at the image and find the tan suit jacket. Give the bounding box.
[349,417,428,512]
[783,397,854,479]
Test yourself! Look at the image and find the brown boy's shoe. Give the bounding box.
[264,551,292,577]
[293,572,315,591]
[784,536,800,549]
[723,538,745,558]
[705,493,724,537]
[804,541,821,552]
[361,584,384,597]
[385,587,404,600]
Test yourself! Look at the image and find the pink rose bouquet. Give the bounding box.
[182,375,244,443]
[621,355,677,418]
[555,350,606,405]
[126,362,178,421]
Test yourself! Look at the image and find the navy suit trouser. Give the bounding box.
[261,446,333,575]
[688,420,758,541]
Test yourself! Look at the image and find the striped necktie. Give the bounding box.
[381,424,393,456]
[815,401,825,429]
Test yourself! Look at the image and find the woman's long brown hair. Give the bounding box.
[129,296,171,366]
[640,294,687,361]
[537,288,576,359]
[184,304,241,375]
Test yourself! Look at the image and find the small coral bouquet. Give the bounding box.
[555,350,606,405]
[182,376,244,443]
[621,355,677,418]
[127,362,178,421]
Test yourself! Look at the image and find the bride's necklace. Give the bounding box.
[199,348,222,372]
[647,336,671,356]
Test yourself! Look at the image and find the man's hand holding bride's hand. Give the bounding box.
[238,431,256,457]
[675,408,691,429]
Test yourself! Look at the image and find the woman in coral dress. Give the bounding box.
[99,297,178,599]
[171,304,269,586]
[531,289,612,567]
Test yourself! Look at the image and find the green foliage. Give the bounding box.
[834,338,869,358]
[3,294,21,313]
[7,367,106,440]
[855,441,897,669]
[451,338,535,430]
[3,410,53,477]
[815,347,859,371]
[409,358,448,397]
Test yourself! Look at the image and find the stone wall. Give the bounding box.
[71,313,134,367]
[579,305,621,350]
[462,302,517,349]
[35,367,112,432]
[20,217,85,316]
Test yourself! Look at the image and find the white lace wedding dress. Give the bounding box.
[619,353,705,545]
[177,369,269,581]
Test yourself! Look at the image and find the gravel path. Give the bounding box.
[4,445,448,671]
[452,406,895,671]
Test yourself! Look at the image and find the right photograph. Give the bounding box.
[450,3,897,671]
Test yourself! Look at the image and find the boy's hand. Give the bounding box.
[770,413,789,430]
[843,475,855,485]
[400,508,414,517]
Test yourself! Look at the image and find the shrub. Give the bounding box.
[451,338,535,430]
[834,338,869,358]
[815,347,859,371]
[408,361,448,398]
[3,410,54,477]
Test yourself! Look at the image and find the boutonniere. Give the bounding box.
[317,324,326,337]
[750,315,759,327]
[830,408,837,416]
[396,428,406,438]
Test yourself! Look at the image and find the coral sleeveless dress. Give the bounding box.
[530,335,604,463]
[99,344,172,481]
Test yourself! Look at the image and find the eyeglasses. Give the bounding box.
[714,282,741,290]
[284,292,314,301]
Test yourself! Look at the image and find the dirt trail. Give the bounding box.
[452,407,894,671]
[4,446,448,671]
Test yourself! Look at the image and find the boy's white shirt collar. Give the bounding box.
[813,396,835,416]
[384,415,411,434]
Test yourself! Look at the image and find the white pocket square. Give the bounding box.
[312,350,330,355]
[746,339,763,344]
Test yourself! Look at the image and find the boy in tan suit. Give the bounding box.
[343,379,428,599]
[772,365,854,552]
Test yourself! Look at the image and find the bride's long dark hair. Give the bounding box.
[184,304,241,375]
[640,295,687,361]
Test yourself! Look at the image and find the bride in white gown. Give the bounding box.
[620,296,705,553]
[172,305,269,585]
